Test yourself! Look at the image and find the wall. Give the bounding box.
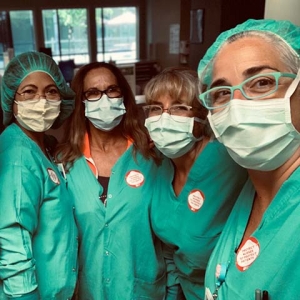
[264,0,300,25]
[188,0,265,71]
[146,0,181,69]
[188,0,222,71]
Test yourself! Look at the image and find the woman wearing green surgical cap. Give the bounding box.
[0,51,78,299]
[55,62,167,299]
[143,67,247,300]
[198,19,300,300]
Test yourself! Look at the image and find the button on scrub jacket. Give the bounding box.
[0,123,78,299]
[66,135,166,299]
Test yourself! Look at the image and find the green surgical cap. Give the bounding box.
[198,19,300,85]
[1,51,75,128]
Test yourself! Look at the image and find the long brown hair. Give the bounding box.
[55,62,160,169]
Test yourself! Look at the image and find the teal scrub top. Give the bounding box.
[0,124,78,299]
[204,167,300,300]
[151,140,248,300]
[67,145,166,299]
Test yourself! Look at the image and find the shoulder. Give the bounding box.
[196,139,248,178]
[204,139,239,166]
[0,124,32,154]
[0,124,45,170]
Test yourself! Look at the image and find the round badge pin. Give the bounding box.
[47,168,60,184]
[125,170,145,188]
[236,236,260,271]
[188,189,205,212]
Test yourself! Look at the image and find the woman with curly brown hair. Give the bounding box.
[56,62,166,300]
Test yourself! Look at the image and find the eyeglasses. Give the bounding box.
[143,104,194,122]
[16,88,61,101]
[199,72,296,110]
[83,85,122,101]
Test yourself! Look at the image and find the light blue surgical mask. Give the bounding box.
[145,113,204,159]
[208,69,300,171]
[84,95,126,131]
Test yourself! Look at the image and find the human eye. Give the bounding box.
[85,89,101,100]
[46,88,60,99]
[171,104,191,115]
[47,87,59,94]
[210,88,231,105]
[248,75,276,94]
[106,86,122,98]
[146,105,162,117]
[23,88,37,97]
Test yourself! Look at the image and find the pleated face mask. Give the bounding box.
[84,95,126,131]
[145,113,203,159]
[208,71,300,171]
[14,99,61,132]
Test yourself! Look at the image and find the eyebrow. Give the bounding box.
[85,84,119,91]
[149,100,163,105]
[149,98,185,106]
[242,65,280,77]
[18,84,37,90]
[210,65,281,88]
[19,83,58,91]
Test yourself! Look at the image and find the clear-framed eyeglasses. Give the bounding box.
[143,104,195,122]
[199,72,296,110]
[16,88,61,101]
[83,85,122,101]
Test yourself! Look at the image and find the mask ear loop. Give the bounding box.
[193,117,207,141]
[285,68,300,98]
[194,117,207,124]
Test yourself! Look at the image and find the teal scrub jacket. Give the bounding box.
[0,124,78,299]
[204,168,300,300]
[151,140,248,300]
[67,145,166,299]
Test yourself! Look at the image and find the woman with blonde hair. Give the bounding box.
[143,67,247,299]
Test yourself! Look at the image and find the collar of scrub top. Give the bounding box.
[83,132,133,177]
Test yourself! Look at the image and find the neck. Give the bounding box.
[171,137,209,196]
[16,122,46,152]
[248,146,300,207]
[172,136,209,173]
[88,122,127,151]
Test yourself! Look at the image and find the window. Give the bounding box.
[0,10,35,70]
[42,8,89,65]
[0,11,12,69]
[0,6,139,72]
[10,10,36,55]
[96,7,137,63]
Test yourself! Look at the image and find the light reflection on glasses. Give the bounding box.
[83,85,122,101]
[143,104,194,122]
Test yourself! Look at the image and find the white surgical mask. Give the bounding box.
[14,99,61,132]
[84,95,126,131]
[145,113,203,159]
[208,71,300,171]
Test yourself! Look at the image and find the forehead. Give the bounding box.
[212,36,287,82]
[84,67,118,89]
[19,71,55,88]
